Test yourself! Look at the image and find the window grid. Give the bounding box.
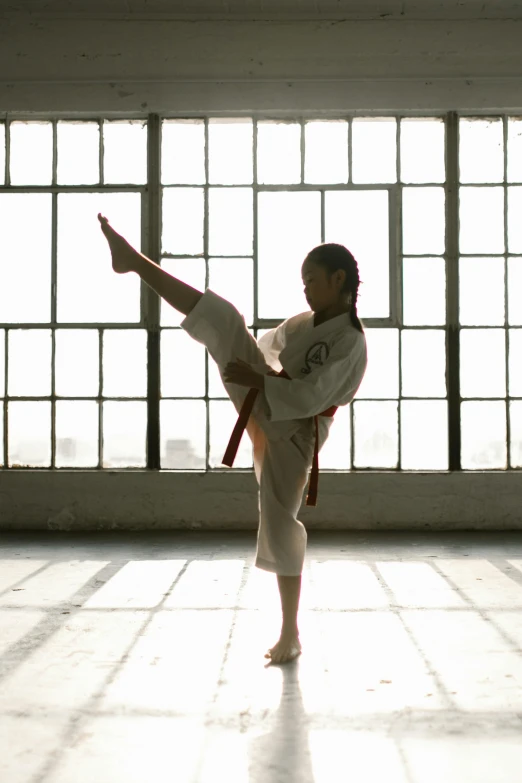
[457,116,522,470]
[0,118,148,469]
[158,117,440,471]
[2,113,520,471]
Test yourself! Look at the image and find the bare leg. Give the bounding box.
[97,213,203,316]
[265,574,302,664]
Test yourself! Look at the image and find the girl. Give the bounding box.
[97,212,368,664]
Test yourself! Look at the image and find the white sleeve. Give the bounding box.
[257,321,287,370]
[263,332,367,421]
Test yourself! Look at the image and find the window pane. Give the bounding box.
[402,258,446,326]
[10,121,53,185]
[459,187,504,254]
[162,188,204,256]
[209,119,253,185]
[0,193,52,323]
[507,187,522,253]
[161,330,205,397]
[102,401,146,467]
[208,355,226,398]
[509,400,522,466]
[0,329,4,394]
[160,259,206,327]
[103,120,147,184]
[355,328,399,399]
[352,119,396,184]
[460,329,506,398]
[103,330,147,397]
[401,400,448,470]
[461,400,506,469]
[258,191,321,318]
[8,330,52,397]
[209,400,252,468]
[160,399,206,469]
[353,400,398,468]
[208,258,254,326]
[508,257,522,325]
[304,121,348,184]
[401,330,446,397]
[459,257,505,326]
[459,119,504,184]
[318,404,351,469]
[57,121,99,185]
[325,189,389,318]
[400,119,445,184]
[55,330,99,397]
[162,120,205,185]
[402,187,445,255]
[257,122,301,184]
[56,401,99,467]
[507,118,522,183]
[57,192,141,323]
[8,401,51,467]
[209,188,253,256]
[0,123,5,185]
[508,329,522,397]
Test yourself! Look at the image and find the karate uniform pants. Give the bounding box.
[181,288,323,577]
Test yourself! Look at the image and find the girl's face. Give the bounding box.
[301,259,346,313]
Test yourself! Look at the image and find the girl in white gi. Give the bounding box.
[97,213,367,664]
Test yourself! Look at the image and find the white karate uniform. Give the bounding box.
[181,288,368,576]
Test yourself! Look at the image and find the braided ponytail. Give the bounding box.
[305,243,364,333]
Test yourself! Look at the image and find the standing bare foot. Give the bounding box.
[97,213,142,274]
[264,632,302,664]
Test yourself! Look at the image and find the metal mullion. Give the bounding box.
[0,322,145,329]
[0,185,145,194]
[350,399,355,471]
[504,115,511,467]
[396,115,402,469]
[4,119,9,186]
[146,114,161,470]
[52,120,57,186]
[348,117,352,185]
[459,252,508,258]
[253,121,259,331]
[99,119,104,184]
[300,119,305,184]
[251,120,260,471]
[446,112,461,471]
[204,118,210,470]
[254,183,389,192]
[459,182,505,188]
[51,190,58,468]
[3,329,7,467]
[98,328,103,468]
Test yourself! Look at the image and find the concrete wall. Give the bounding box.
[2,6,522,529]
[1,16,522,114]
[1,471,522,531]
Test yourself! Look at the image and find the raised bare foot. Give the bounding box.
[264,633,302,665]
[97,213,141,274]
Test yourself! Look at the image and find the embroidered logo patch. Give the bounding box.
[301,342,330,375]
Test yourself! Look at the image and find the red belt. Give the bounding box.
[222,368,337,506]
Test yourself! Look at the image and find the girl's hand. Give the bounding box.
[224,358,264,390]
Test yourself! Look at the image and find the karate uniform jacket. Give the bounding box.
[251,309,368,442]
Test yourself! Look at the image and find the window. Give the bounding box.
[0,113,518,471]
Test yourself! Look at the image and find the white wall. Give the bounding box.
[2,5,522,529]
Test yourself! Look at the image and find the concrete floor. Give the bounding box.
[1,531,522,783]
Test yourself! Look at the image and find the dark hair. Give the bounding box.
[304,243,363,333]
